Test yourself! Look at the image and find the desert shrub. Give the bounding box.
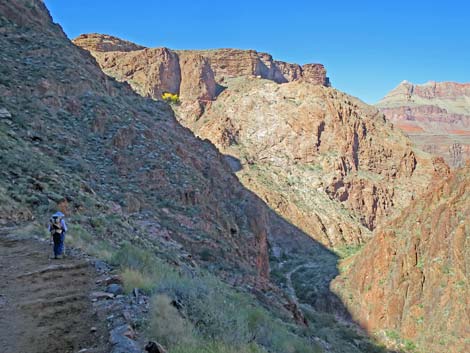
[113,244,322,353]
[121,268,154,294]
[149,294,195,346]
[111,242,158,272]
[171,341,264,353]
[199,247,214,261]
[334,244,364,259]
[66,223,113,259]
[161,92,180,104]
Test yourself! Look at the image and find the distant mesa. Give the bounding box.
[376,80,470,167]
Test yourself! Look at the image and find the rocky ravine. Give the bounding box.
[1,1,381,348]
[75,36,444,248]
[333,163,470,353]
[190,78,443,247]
[377,80,470,167]
[0,2,405,353]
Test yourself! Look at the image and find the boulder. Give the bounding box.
[106,283,124,296]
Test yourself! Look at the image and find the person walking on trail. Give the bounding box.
[48,211,67,259]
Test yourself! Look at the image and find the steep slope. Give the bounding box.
[0,0,269,284]
[75,36,442,248]
[333,164,470,353]
[190,78,440,247]
[0,3,400,353]
[377,81,470,167]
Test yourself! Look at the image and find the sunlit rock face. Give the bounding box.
[377,81,470,167]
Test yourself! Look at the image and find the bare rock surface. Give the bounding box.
[333,164,470,353]
[189,78,437,246]
[74,34,440,247]
[73,33,330,110]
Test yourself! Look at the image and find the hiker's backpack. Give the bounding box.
[49,215,63,235]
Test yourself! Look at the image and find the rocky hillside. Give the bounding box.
[75,36,443,248]
[0,0,271,285]
[0,2,398,353]
[190,78,443,247]
[333,163,470,353]
[377,81,470,167]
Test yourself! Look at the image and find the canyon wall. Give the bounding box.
[377,81,470,167]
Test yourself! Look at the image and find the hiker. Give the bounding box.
[48,211,67,259]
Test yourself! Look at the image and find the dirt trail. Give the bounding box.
[285,262,320,306]
[0,231,109,353]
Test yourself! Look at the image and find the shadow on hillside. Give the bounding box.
[222,154,396,353]
[0,2,394,349]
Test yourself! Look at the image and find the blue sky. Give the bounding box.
[44,0,469,103]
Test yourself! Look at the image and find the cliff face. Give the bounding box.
[182,48,329,86]
[75,33,440,247]
[187,78,438,247]
[0,0,271,284]
[377,81,470,167]
[73,33,330,106]
[333,164,470,353]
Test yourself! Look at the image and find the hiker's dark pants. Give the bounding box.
[53,232,65,256]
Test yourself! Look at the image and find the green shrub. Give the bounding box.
[111,242,158,272]
[171,341,264,353]
[334,244,364,259]
[149,294,195,346]
[121,268,155,294]
[66,223,113,260]
[114,244,322,353]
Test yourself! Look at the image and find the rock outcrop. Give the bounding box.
[333,163,470,353]
[182,48,330,86]
[73,33,330,108]
[72,33,145,52]
[75,36,440,248]
[377,81,470,167]
[187,78,436,247]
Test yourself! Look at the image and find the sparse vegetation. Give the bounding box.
[111,244,323,353]
[334,244,364,259]
[162,92,180,104]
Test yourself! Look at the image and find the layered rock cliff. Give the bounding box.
[73,33,330,105]
[333,164,470,353]
[75,34,441,248]
[377,81,470,167]
[189,78,438,247]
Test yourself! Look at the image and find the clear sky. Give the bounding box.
[44,0,469,104]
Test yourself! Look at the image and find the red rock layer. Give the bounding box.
[333,164,470,353]
[73,33,330,105]
[377,81,470,167]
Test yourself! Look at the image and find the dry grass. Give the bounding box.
[121,268,155,294]
[149,294,194,346]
